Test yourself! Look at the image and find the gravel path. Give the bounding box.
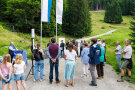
[0,57,135,90]
[77,29,117,42]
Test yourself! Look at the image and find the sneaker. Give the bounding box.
[40,79,45,82]
[33,79,38,82]
[126,78,131,82]
[89,83,97,86]
[49,81,53,84]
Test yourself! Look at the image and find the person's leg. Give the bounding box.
[16,81,20,90]
[66,80,69,87]
[34,61,39,80]
[2,85,7,90]
[89,64,97,85]
[96,64,100,78]
[83,64,86,75]
[49,60,54,83]
[127,68,131,81]
[55,59,59,82]
[21,80,26,90]
[116,55,121,69]
[39,60,44,79]
[100,62,104,77]
[71,79,74,86]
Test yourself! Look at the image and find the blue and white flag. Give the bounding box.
[56,0,63,24]
[41,0,52,22]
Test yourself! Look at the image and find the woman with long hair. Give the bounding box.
[0,54,13,90]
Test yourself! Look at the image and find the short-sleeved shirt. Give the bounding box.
[123,45,132,59]
[102,43,106,48]
[115,45,121,55]
[14,61,25,74]
[65,50,77,60]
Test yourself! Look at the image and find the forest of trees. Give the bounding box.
[0,0,135,37]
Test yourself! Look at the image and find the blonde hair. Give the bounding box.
[3,54,9,65]
[6,54,11,63]
[15,54,23,64]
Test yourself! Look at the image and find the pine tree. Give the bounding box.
[104,0,123,24]
[63,0,91,37]
[130,2,135,49]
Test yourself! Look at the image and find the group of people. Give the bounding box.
[115,40,133,82]
[0,54,27,90]
[0,37,133,90]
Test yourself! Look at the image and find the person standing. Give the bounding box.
[101,39,106,62]
[88,38,101,86]
[66,40,69,49]
[47,41,51,47]
[13,54,27,90]
[9,42,18,63]
[117,39,132,82]
[60,40,65,58]
[47,38,61,84]
[75,40,79,56]
[0,54,13,90]
[80,40,84,57]
[32,43,45,81]
[81,43,89,78]
[115,41,122,69]
[96,41,105,79]
[64,43,77,87]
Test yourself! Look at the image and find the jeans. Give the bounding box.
[34,60,44,80]
[61,50,64,58]
[49,59,59,82]
[116,54,121,69]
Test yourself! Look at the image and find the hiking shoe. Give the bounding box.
[56,80,61,84]
[89,83,97,86]
[117,79,124,82]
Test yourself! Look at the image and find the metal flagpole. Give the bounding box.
[41,0,43,48]
[56,23,57,42]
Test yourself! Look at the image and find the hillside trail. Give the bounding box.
[77,29,117,42]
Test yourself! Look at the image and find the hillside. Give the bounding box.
[0,11,133,59]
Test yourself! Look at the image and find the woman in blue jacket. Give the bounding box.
[81,43,89,78]
[88,38,101,86]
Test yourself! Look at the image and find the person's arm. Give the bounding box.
[56,47,61,59]
[24,64,26,71]
[40,49,45,56]
[9,46,16,51]
[13,66,16,74]
[7,63,12,81]
[64,55,67,60]
[47,47,52,59]
[122,47,129,54]
[81,49,85,57]
[0,65,8,81]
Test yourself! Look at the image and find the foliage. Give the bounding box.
[104,0,123,24]
[130,2,135,50]
[63,0,91,38]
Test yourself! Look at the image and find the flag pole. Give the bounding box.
[56,23,57,42]
[41,0,43,48]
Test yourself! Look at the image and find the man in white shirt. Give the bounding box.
[117,39,132,82]
[115,41,122,69]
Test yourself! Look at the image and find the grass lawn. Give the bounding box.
[82,11,133,38]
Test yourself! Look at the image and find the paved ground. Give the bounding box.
[0,57,135,90]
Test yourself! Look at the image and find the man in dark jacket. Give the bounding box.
[88,38,101,86]
[47,38,61,84]
[60,40,65,58]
